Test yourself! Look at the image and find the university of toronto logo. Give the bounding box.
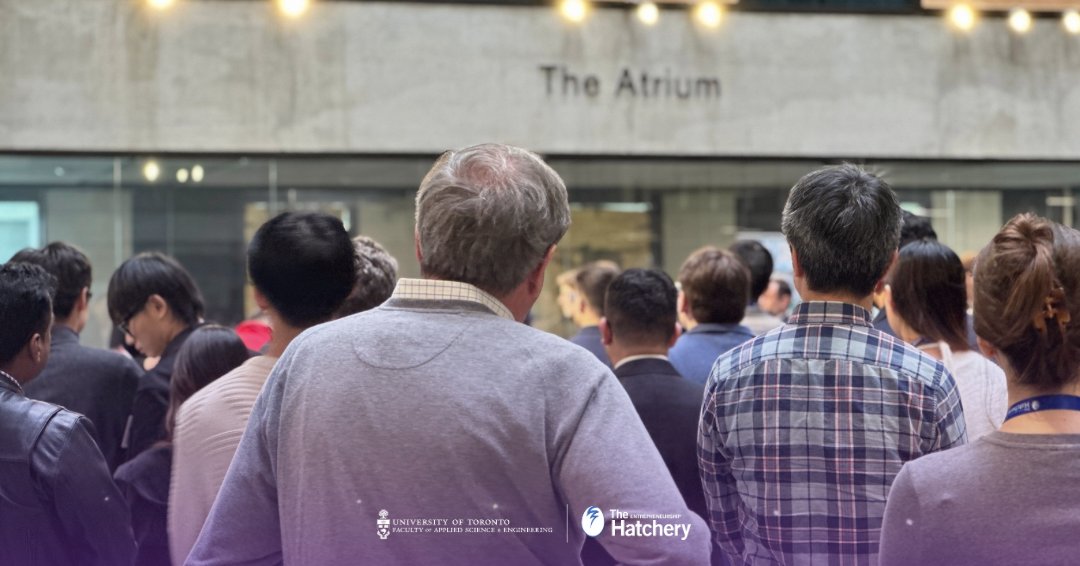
[581,506,605,537]
[377,510,391,540]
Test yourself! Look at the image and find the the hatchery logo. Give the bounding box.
[377,510,391,540]
[581,506,605,537]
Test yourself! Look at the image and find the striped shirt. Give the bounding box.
[698,301,966,565]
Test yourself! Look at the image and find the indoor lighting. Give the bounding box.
[948,4,977,31]
[1064,10,1080,33]
[191,164,205,183]
[278,0,310,18]
[637,2,660,26]
[176,168,189,183]
[147,0,175,9]
[694,1,723,29]
[559,0,589,24]
[143,161,161,183]
[1008,8,1032,33]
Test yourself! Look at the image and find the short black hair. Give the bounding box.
[0,262,56,366]
[107,252,205,327]
[781,164,902,298]
[335,236,399,318]
[248,212,357,328]
[575,260,621,317]
[900,211,937,248]
[679,247,750,324]
[9,242,92,320]
[730,240,774,300]
[604,268,678,348]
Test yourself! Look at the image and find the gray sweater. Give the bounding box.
[187,297,711,565]
[880,431,1080,566]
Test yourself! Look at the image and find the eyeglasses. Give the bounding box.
[118,302,146,337]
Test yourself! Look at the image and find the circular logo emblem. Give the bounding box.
[1032,400,1041,411]
[581,506,605,537]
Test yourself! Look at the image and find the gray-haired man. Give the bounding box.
[188,144,711,565]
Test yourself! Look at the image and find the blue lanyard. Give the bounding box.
[1005,395,1080,421]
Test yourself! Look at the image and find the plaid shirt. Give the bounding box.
[698,301,966,565]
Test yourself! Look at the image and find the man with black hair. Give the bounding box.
[699,165,965,565]
[108,251,207,461]
[0,262,136,566]
[730,240,784,335]
[170,211,358,565]
[12,242,141,471]
[600,268,707,520]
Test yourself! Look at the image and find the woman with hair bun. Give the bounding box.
[880,214,1080,565]
[884,239,1008,440]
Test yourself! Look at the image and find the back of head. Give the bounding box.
[974,213,1080,391]
[889,240,969,351]
[604,269,678,348]
[334,235,398,318]
[729,240,773,300]
[415,143,571,296]
[575,260,622,317]
[781,164,901,298]
[107,252,205,327]
[900,210,938,248]
[248,212,357,328]
[0,262,56,367]
[678,247,750,324]
[165,325,251,440]
[9,242,91,320]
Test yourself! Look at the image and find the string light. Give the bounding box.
[1008,8,1032,33]
[278,0,310,18]
[143,161,161,183]
[694,1,723,29]
[559,0,589,24]
[176,168,189,183]
[637,2,660,26]
[191,164,205,183]
[1064,10,1080,33]
[147,0,175,9]
[947,4,977,31]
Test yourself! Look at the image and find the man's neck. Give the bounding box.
[265,314,306,358]
[798,290,874,311]
[58,317,80,335]
[608,345,669,368]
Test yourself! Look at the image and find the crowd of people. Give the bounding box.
[0,143,1077,565]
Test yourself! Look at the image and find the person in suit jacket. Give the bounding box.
[11,242,142,472]
[582,268,721,566]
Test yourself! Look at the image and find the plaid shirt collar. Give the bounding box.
[786,301,873,328]
[391,278,515,321]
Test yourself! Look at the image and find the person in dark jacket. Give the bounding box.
[0,261,136,566]
[108,252,206,461]
[11,242,142,472]
[114,324,250,566]
[585,268,723,566]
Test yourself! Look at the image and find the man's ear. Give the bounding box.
[253,288,270,311]
[599,317,613,346]
[146,294,169,320]
[76,287,90,313]
[873,250,899,296]
[667,323,681,349]
[678,291,690,316]
[28,331,46,364]
[790,247,804,279]
[527,245,557,296]
[414,230,424,266]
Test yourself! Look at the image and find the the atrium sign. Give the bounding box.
[539,65,722,101]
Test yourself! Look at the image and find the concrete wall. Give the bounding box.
[4,1,1080,158]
